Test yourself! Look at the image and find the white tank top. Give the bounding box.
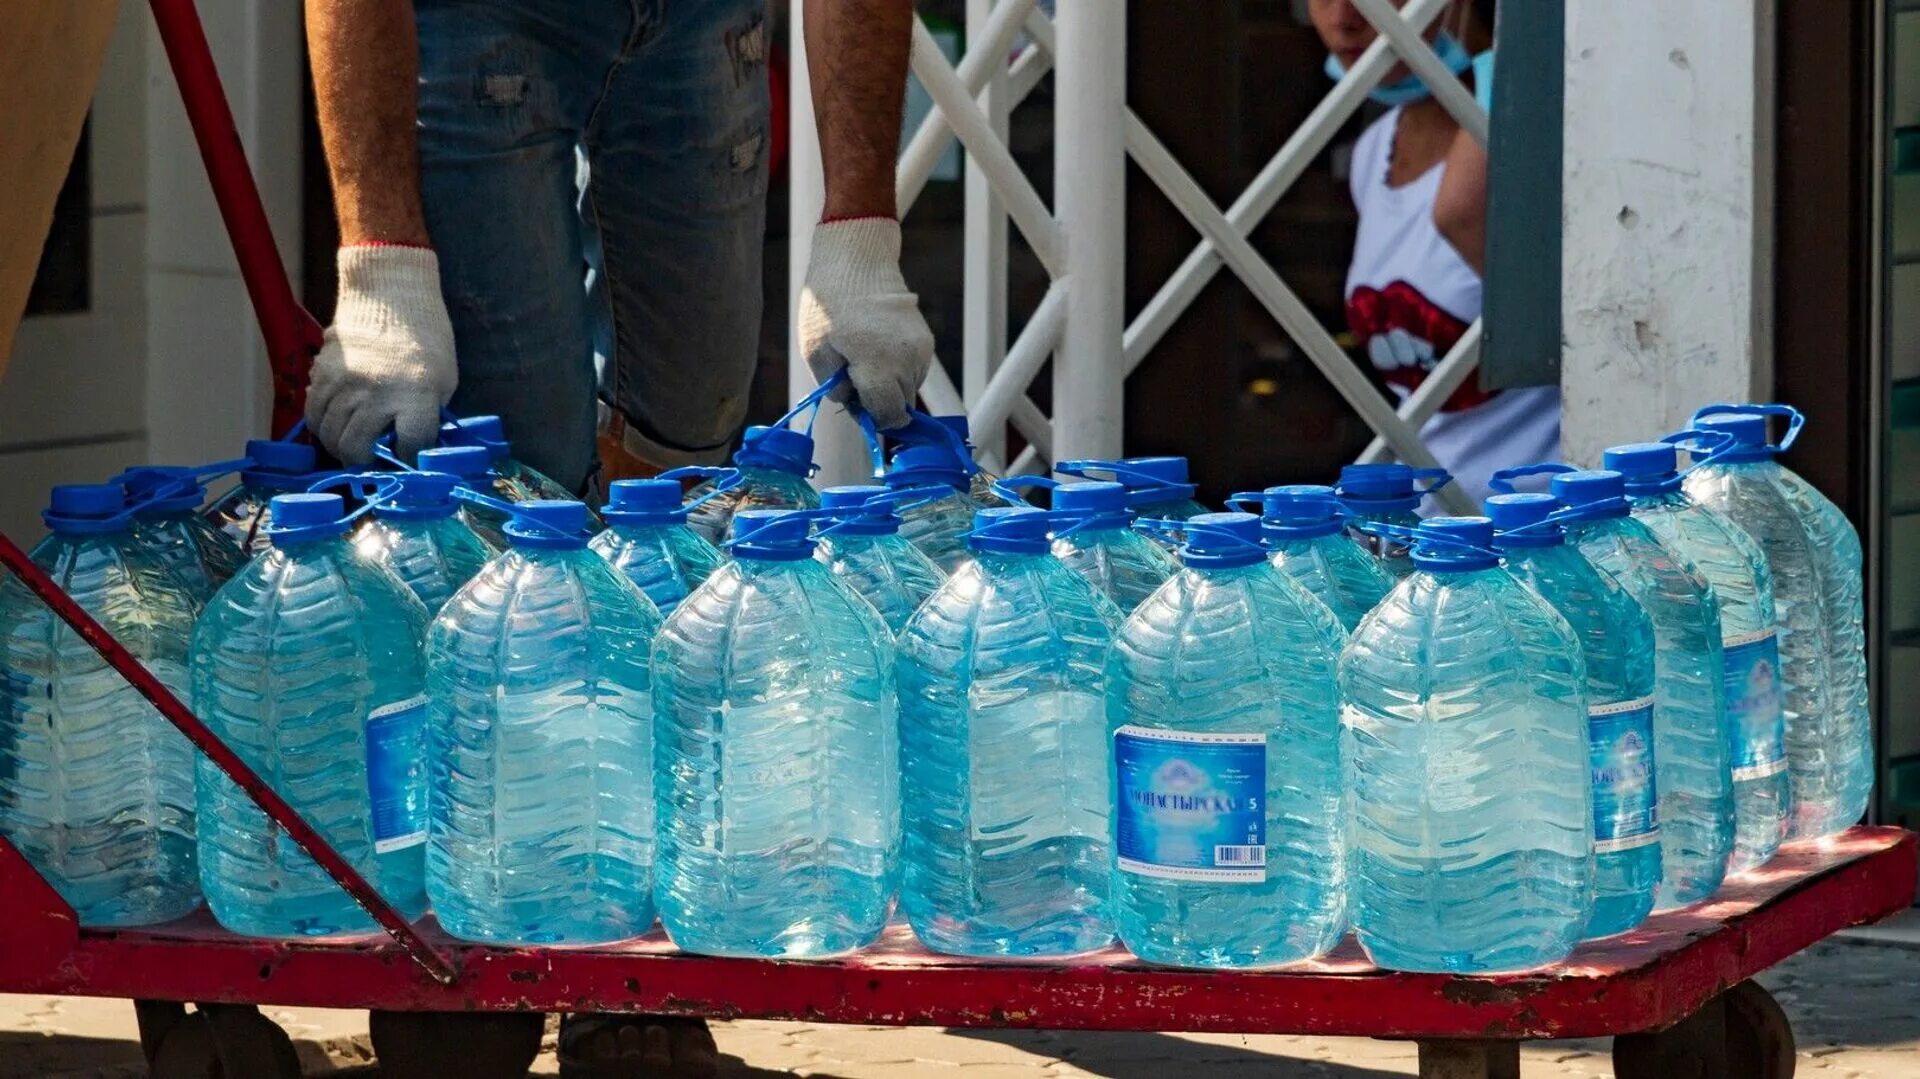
[1344,108,1561,505]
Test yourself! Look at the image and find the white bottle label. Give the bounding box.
[1113,726,1267,883]
[1589,696,1660,854]
[1722,627,1788,781]
[366,695,428,854]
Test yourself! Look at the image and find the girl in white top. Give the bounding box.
[1310,0,1559,505]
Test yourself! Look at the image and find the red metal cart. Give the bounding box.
[2,3,1912,1078]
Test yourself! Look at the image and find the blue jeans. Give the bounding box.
[416,0,771,491]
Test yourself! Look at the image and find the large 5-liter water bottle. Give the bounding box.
[414,446,511,549]
[1341,516,1592,973]
[652,510,897,957]
[1059,457,1211,522]
[1013,478,1175,615]
[349,472,494,616]
[1109,513,1347,968]
[590,473,728,618]
[427,500,659,945]
[883,445,981,573]
[0,485,202,926]
[683,425,822,544]
[1333,463,1452,579]
[118,466,245,604]
[438,414,578,503]
[813,485,946,633]
[1607,441,1789,872]
[203,438,337,556]
[1487,494,1659,939]
[1683,406,1872,840]
[1243,484,1392,632]
[190,493,430,937]
[896,507,1119,957]
[1546,470,1732,908]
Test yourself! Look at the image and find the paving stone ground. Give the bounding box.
[0,935,1913,1077]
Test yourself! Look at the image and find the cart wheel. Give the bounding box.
[1615,991,1731,1079]
[370,1009,545,1079]
[202,1003,302,1079]
[1725,979,1796,1078]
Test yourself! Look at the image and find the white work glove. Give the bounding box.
[306,245,458,465]
[797,218,935,430]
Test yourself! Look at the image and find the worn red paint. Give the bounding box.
[0,829,1907,1040]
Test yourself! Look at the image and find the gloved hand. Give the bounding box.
[306,245,457,464]
[797,218,934,430]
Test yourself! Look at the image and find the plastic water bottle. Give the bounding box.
[683,425,821,544]
[1487,494,1659,939]
[895,507,1119,957]
[0,485,201,926]
[1243,484,1392,632]
[1060,457,1211,522]
[1109,513,1348,968]
[1607,441,1789,872]
[884,445,981,573]
[190,493,431,937]
[203,438,337,556]
[348,472,494,616]
[414,446,511,549]
[590,475,728,618]
[1024,479,1176,615]
[652,509,897,957]
[118,466,245,605]
[813,485,947,633]
[1547,470,1732,908]
[1341,516,1592,973]
[427,500,659,945]
[1333,463,1451,579]
[439,414,579,503]
[1683,406,1872,841]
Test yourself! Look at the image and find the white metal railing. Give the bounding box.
[789,0,1488,511]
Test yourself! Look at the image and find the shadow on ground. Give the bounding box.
[948,1029,1410,1078]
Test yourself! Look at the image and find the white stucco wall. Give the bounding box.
[1561,0,1775,464]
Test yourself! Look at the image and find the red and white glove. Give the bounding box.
[797,218,935,430]
[306,245,457,465]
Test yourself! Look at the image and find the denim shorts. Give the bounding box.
[416,0,771,491]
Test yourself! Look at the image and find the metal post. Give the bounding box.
[787,2,870,486]
[964,0,1011,468]
[1051,0,1125,466]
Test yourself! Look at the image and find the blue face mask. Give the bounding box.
[1324,32,1473,107]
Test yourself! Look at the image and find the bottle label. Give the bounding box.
[1723,627,1787,781]
[1113,726,1267,883]
[1589,696,1660,853]
[366,695,429,854]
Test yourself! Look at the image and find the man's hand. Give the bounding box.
[797,218,933,429]
[307,245,457,464]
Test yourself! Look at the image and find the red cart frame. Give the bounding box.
[0,3,1911,1077]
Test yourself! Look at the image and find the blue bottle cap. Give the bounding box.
[601,478,685,525]
[966,506,1053,555]
[1120,456,1199,505]
[884,444,969,490]
[1549,469,1630,516]
[1256,484,1344,540]
[1179,512,1267,568]
[1051,481,1128,516]
[43,483,131,535]
[416,445,493,480]
[264,492,349,545]
[118,467,203,515]
[818,485,897,536]
[1411,515,1500,571]
[374,472,461,519]
[821,484,890,511]
[734,425,815,477]
[1125,456,1191,485]
[1693,414,1774,462]
[1484,493,1563,549]
[1603,442,1682,495]
[1336,463,1425,513]
[503,499,591,549]
[442,415,512,460]
[244,439,317,474]
[729,508,817,560]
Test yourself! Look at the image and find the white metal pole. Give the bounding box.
[1051,0,1125,466]
[964,0,1012,468]
[788,2,870,486]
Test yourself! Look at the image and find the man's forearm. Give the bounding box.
[307,0,430,246]
[806,0,914,221]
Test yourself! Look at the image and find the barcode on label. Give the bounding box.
[1213,845,1266,866]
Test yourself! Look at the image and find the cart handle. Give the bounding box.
[0,533,459,984]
